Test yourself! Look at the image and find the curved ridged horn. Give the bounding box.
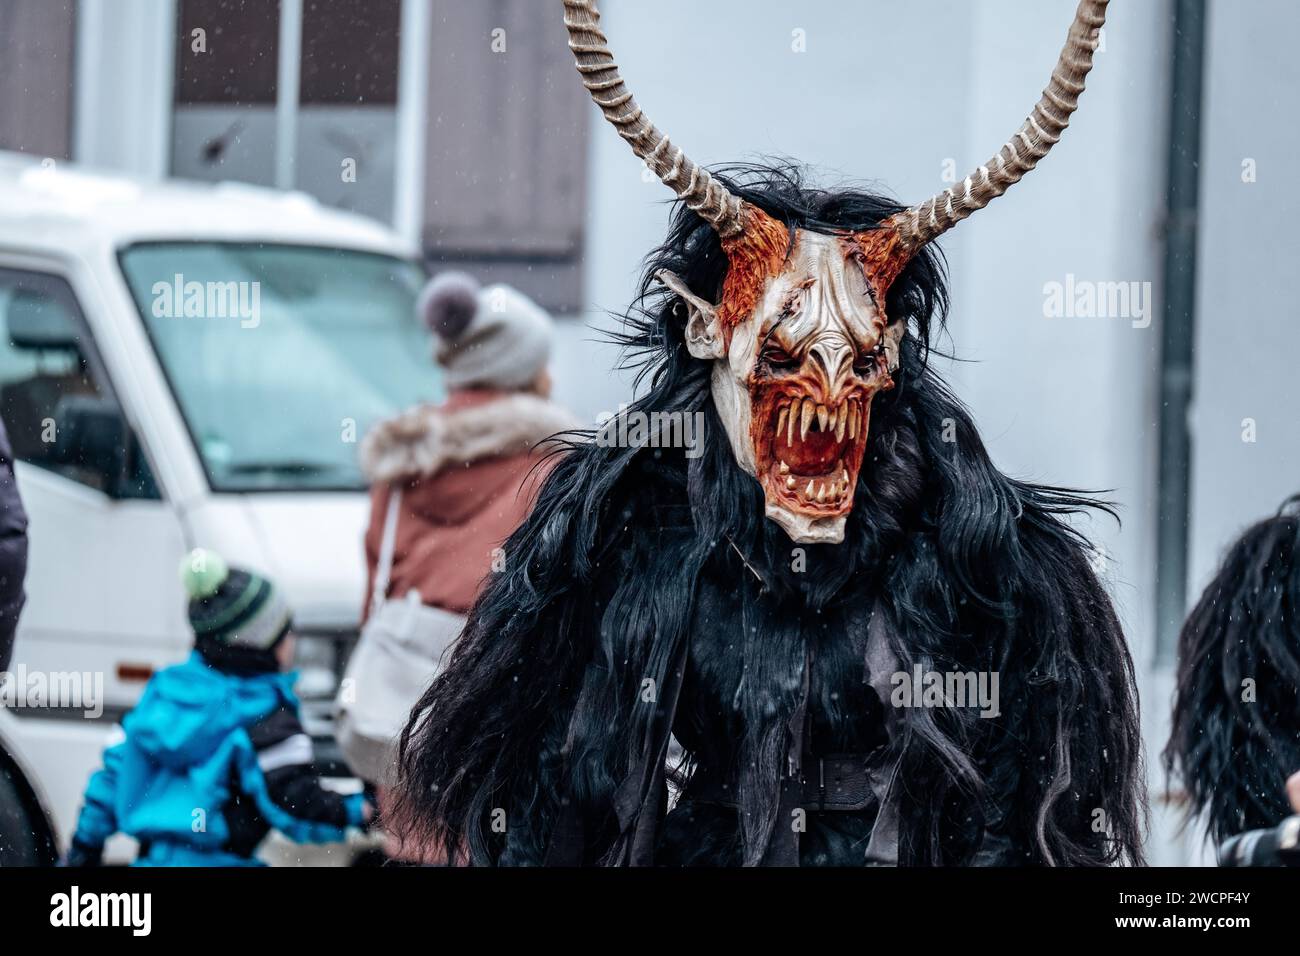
[562,0,746,238]
[890,0,1109,251]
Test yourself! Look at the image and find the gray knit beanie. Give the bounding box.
[419,272,554,391]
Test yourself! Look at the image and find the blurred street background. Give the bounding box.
[0,0,1297,865]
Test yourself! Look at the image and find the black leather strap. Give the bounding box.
[687,752,878,813]
[801,754,877,811]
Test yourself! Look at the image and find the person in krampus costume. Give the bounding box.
[393,0,1144,866]
[1165,494,1300,851]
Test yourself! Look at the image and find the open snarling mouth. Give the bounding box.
[758,394,870,518]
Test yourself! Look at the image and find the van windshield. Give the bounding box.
[119,242,441,492]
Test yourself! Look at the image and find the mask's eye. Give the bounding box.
[761,344,800,372]
[846,249,879,305]
[853,343,885,376]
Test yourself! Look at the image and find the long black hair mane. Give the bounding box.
[393,163,1146,866]
[1165,494,1300,845]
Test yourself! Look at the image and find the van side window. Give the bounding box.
[0,268,159,499]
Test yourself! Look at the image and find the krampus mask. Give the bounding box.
[564,0,1108,543]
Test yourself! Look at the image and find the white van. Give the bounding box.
[0,153,440,863]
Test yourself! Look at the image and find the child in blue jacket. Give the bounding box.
[64,549,370,866]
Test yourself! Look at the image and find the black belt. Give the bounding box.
[686,753,877,812]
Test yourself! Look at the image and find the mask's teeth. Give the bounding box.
[778,460,790,475]
[776,403,790,442]
[787,400,797,446]
[805,479,815,498]
[816,404,829,433]
[848,401,859,440]
[835,403,847,442]
[826,404,837,432]
[786,476,797,490]
[800,400,814,442]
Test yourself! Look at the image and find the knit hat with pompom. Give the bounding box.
[180,548,292,672]
[418,271,554,391]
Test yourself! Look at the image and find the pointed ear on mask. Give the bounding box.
[883,315,906,374]
[656,269,725,360]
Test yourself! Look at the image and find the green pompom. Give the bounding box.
[179,548,229,599]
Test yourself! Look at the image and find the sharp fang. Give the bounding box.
[849,402,859,439]
[805,480,815,497]
[779,460,790,475]
[800,400,814,442]
[786,476,797,490]
[842,468,850,484]
[776,404,789,440]
[787,401,797,445]
[835,405,847,442]
[817,483,827,503]
[816,404,829,432]
[826,405,837,430]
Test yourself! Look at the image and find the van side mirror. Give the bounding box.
[49,395,130,495]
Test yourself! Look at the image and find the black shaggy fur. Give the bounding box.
[1165,494,1300,845]
[393,164,1146,866]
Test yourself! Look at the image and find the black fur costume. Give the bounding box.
[394,166,1146,867]
[1165,494,1300,846]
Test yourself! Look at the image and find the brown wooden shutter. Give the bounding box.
[0,0,76,159]
[421,0,589,313]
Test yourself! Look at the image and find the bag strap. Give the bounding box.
[369,486,403,618]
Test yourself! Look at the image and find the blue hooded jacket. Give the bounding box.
[72,652,364,865]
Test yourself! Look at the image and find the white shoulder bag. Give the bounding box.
[335,488,467,785]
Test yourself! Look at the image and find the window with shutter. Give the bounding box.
[160,0,591,313]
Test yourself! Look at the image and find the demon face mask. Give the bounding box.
[656,224,910,543]
[564,0,1108,544]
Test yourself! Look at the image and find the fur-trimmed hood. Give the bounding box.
[361,392,581,484]
[359,391,582,616]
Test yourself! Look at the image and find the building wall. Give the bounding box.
[944,0,1177,863]
[1173,0,1300,862]
[1189,0,1300,596]
[73,0,175,178]
[561,0,976,422]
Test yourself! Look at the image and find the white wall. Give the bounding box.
[73,0,176,178]
[1189,0,1300,594]
[947,0,1178,862]
[1174,0,1300,861]
[558,0,978,421]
